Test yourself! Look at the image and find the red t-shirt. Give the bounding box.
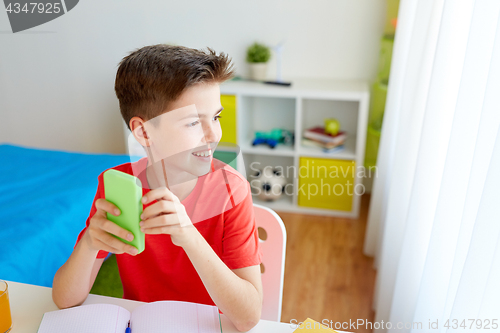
[75,157,262,305]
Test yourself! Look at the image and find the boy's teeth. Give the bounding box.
[194,150,211,157]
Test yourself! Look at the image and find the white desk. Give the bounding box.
[6,280,295,333]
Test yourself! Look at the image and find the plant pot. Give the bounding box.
[248,63,268,81]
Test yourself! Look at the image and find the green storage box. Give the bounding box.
[368,82,388,131]
[384,0,400,36]
[365,124,382,169]
[364,82,388,169]
[213,150,238,170]
[377,36,394,83]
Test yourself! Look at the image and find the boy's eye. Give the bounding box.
[186,114,221,127]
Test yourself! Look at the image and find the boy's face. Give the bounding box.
[132,82,223,180]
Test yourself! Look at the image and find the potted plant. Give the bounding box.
[246,42,271,81]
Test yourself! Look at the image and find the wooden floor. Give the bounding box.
[275,194,376,333]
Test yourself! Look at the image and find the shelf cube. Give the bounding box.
[298,157,355,211]
[220,94,237,145]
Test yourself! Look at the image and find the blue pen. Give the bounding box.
[126,320,131,333]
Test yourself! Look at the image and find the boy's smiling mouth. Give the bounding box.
[192,149,212,158]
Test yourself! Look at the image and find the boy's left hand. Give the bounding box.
[140,187,198,248]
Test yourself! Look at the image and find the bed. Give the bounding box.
[0,144,130,287]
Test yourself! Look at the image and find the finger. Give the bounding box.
[98,218,135,242]
[95,198,121,217]
[142,187,179,205]
[93,234,126,254]
[142,225,176,235]
[141,200,177,220]
[93,239,122,255]
[140,213,179,230]
[142,224,195,235]
[95,231,138,256]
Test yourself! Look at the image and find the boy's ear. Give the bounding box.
[129,117,151,147]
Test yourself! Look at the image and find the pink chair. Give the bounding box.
[253,204,287,322]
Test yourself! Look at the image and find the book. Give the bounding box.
[322,145,345,154]
[301,138,345,149]
[37,301,221,333]
[304,127,347,145]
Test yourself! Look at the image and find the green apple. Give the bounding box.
[325,118,340,136]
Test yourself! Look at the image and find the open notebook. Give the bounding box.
[37,301,221,333]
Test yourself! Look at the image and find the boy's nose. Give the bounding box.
[202,123,219,143]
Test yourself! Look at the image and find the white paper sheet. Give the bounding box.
[130,301,220,333]
[37,304,131,333]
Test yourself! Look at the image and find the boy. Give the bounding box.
[52,44,263,332]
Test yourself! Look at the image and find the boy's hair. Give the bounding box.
[115,44,235,130]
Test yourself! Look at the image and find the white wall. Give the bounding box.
[0,0,385,154]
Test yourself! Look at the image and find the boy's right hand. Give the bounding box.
[82,198,139,256]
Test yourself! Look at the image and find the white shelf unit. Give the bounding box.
[220,78,370,218]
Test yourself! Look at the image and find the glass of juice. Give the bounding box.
[0,281,12,333]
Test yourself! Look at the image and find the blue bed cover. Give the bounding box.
[0,144,130,287]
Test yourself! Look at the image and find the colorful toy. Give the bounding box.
[252,167,287,201]
[252,128,294,148]
[324,118,340,136]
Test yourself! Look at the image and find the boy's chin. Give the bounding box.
[188,166,211,178]
[189,157,213,176]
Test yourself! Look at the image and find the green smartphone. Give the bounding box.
[103,169,145,254]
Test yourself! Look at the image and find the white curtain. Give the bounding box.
[364,0,500,332]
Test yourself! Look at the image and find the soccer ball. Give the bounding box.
[251,167,287,201]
